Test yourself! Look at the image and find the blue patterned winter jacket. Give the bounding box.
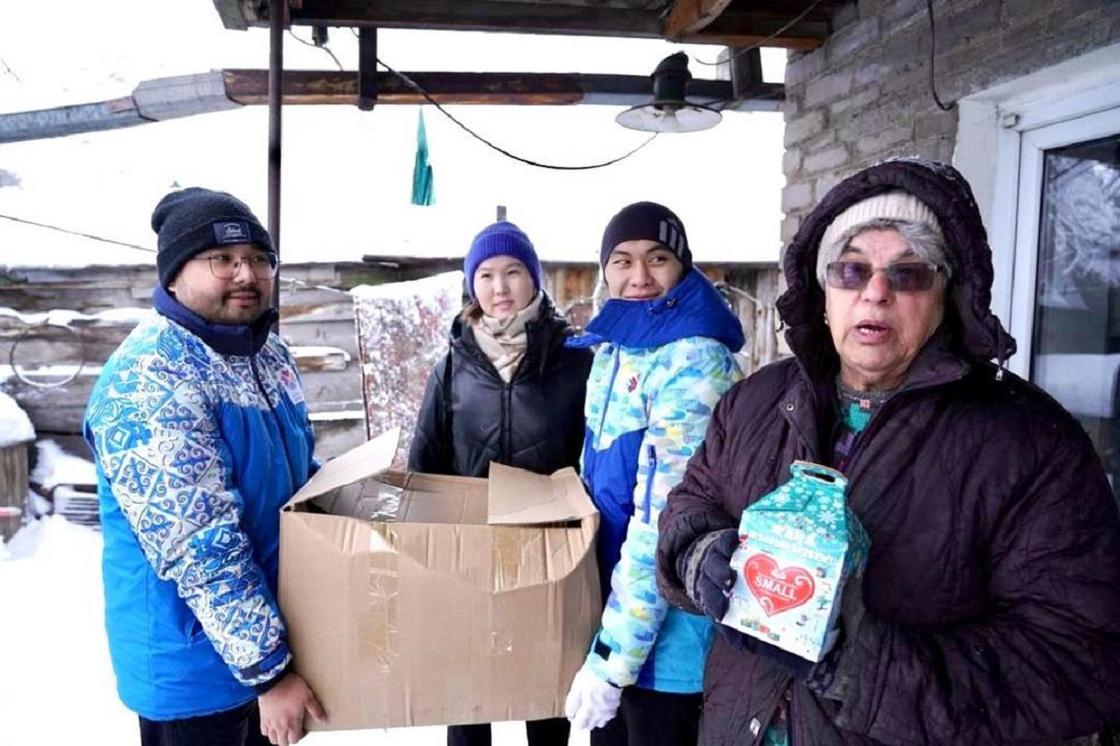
[571,269,743,693]
[83,287,316,721]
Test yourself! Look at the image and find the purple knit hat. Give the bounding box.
[463,221,542,299]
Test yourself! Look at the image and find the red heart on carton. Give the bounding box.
[743,554,816,616]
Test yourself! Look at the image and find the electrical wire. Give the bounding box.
[925,0,956,111]
[346,27,659,170]
[0,213,155,253]
[692,0,826,66]
[0,55,21,83]
[375,57,660,171]
[288,29,344,71]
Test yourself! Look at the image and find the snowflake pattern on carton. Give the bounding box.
[721,461,869,662]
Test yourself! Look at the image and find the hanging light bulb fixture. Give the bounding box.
[616,52,722,134]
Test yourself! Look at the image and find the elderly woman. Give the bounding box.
[656,158,1120,744]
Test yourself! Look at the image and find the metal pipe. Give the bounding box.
[268,0,284,318]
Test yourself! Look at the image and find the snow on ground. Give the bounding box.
[0,517,135,744]
[0,517,590,746]
[0,390,34,447]
[29,440,97,491]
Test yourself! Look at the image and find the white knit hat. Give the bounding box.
[816,191,945,285]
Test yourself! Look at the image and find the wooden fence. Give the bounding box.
[0,259,782,461]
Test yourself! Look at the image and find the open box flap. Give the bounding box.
[284,428,400,509]
[487,463,597,525]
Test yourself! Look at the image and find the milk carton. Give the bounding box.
[721,461,869,662]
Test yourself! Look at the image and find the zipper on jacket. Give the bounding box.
[841,385,931,476]
[502,379,513,464]
[250,355,297,490]
[641,444,657,523]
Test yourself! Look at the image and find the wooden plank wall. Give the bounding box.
[0,261,782,460]
[0,444,29,541]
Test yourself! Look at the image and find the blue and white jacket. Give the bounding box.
[572,269,743,693]
[83,287,316,721]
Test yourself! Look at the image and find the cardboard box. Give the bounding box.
[279,430,601,730]
[721,461,869,662]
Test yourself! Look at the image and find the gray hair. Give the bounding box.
[815,219,952,287]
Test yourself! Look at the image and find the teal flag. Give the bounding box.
[411,109,434,206]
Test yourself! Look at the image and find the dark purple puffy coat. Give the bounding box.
[656,159,1120,745]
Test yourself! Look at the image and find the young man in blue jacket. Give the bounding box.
[564,202,744,745]
[84,188,324,746]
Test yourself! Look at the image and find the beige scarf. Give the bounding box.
[471,293,543,383]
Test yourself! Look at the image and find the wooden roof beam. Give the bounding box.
[0,69,782,143]
[664,0,736,39]
[213,0,830,48]
[220,69,781,108]
[677,8,829,49]
[288,0,664,39]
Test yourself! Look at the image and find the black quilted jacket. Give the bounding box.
[408,293,592,478]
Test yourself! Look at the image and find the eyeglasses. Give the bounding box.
[825,261,941,292]
[194,251,277,280]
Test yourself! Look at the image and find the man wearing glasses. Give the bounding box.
[85,188,324,746]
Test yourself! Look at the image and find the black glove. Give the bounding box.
[679,528,739,620]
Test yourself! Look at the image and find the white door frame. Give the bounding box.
[1005,108,1120,375]
[953,42,1120,377]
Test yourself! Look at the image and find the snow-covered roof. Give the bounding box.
[0,305,154,326]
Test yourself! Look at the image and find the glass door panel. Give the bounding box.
[1030,133,1120,497]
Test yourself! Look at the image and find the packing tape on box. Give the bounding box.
[491,530,527,655]
[366,526,400,672]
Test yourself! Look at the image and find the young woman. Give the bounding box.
[409,220,593,746]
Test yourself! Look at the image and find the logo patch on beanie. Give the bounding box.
[659,219,686,258]
[213,221,251,245]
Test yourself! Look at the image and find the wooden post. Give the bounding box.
[268,0,284,320]
[0,444,29,541]
[358,27,378,111]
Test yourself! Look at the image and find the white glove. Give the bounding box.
[564,664,622,731]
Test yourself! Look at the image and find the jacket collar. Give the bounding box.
[152,285,277,357]
[783,324,971,459]
[571,268,745,351]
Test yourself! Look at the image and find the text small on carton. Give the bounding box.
[721,461,869,662]
[279,429,601,731]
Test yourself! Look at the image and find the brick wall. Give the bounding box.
[780,0,1120,242]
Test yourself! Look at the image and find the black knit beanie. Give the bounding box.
[600,201,692,272]
[152,187,275,289]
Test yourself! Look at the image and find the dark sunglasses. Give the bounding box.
[825,261,942,292]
